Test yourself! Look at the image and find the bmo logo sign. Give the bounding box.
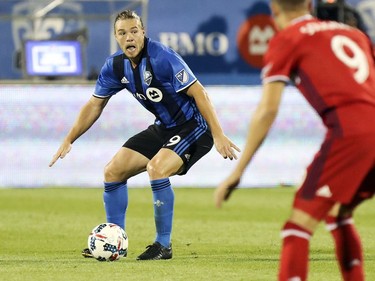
[237,14,276,68]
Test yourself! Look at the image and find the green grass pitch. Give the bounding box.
[0,187,374,281]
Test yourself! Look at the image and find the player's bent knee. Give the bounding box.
[104,162,127,182]
[289,209,321,233]
[146,162,165,179]
[104,164,117,182]
[146,160,177,179]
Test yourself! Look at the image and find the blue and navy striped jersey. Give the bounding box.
[94,37,207,129]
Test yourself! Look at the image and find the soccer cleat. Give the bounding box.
[82,247,128,259]
[136,242,172,260]
[82,248,94,258]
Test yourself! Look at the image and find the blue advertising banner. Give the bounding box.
[146,1,276,84]
[0,0,374,84]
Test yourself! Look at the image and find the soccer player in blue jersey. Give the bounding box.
[49,10,240,260]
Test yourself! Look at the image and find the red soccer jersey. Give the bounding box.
[262,15,375,137]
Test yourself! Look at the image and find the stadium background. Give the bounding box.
[0,0,374,188]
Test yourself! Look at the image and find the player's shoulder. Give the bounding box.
[146,38,185,75]
[147,38,180,62]
[105,50,124,64]
[147,37,173,53]
[99,50,125,75]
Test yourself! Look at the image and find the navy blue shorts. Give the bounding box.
[123,118,213,175]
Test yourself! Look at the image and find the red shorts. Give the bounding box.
[293,133,375,220]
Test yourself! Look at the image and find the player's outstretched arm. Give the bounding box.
[49,96,110,167]
[186,81,241,160]
[214,82,285,208]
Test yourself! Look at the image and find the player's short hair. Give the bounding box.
[272,0,308,11]
[114,10,144,32]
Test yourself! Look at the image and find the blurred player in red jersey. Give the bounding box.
[215,0,375,280]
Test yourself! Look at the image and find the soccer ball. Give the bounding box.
[88,223,128,261]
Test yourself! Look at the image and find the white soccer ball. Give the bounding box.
[88,223,128,261]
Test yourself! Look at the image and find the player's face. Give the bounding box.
[115,18,145,61]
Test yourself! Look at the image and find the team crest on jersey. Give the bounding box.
[146,87,163,102]
[144,71,153,85]
[175,69,189,84]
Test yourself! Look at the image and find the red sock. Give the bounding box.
[278,221,312,281]
[325,216,364,281]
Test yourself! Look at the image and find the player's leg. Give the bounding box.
[279,184,372,281]
[145,126,213,248]
[278,136,337,280]
[278,199,334,281]
[84,127,160,259]
[148,148,183,244]
[104,125,167,234]
[325,204,364,281]
[325,169,375,281]
[82,147,149,258]
[135,148,183,260]
[279,134,375,280]
[136,120,213,260]
[103,147,149,229]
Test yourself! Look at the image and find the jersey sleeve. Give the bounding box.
[157,48,197,93]
[94,58,124,98]
[261,35,296,85]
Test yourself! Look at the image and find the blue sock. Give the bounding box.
[103,181,128,230]
[150,178,174,247]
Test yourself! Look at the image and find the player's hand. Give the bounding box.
[214,172,241,208]
[49,140,72,167]
[214,135,241,160]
